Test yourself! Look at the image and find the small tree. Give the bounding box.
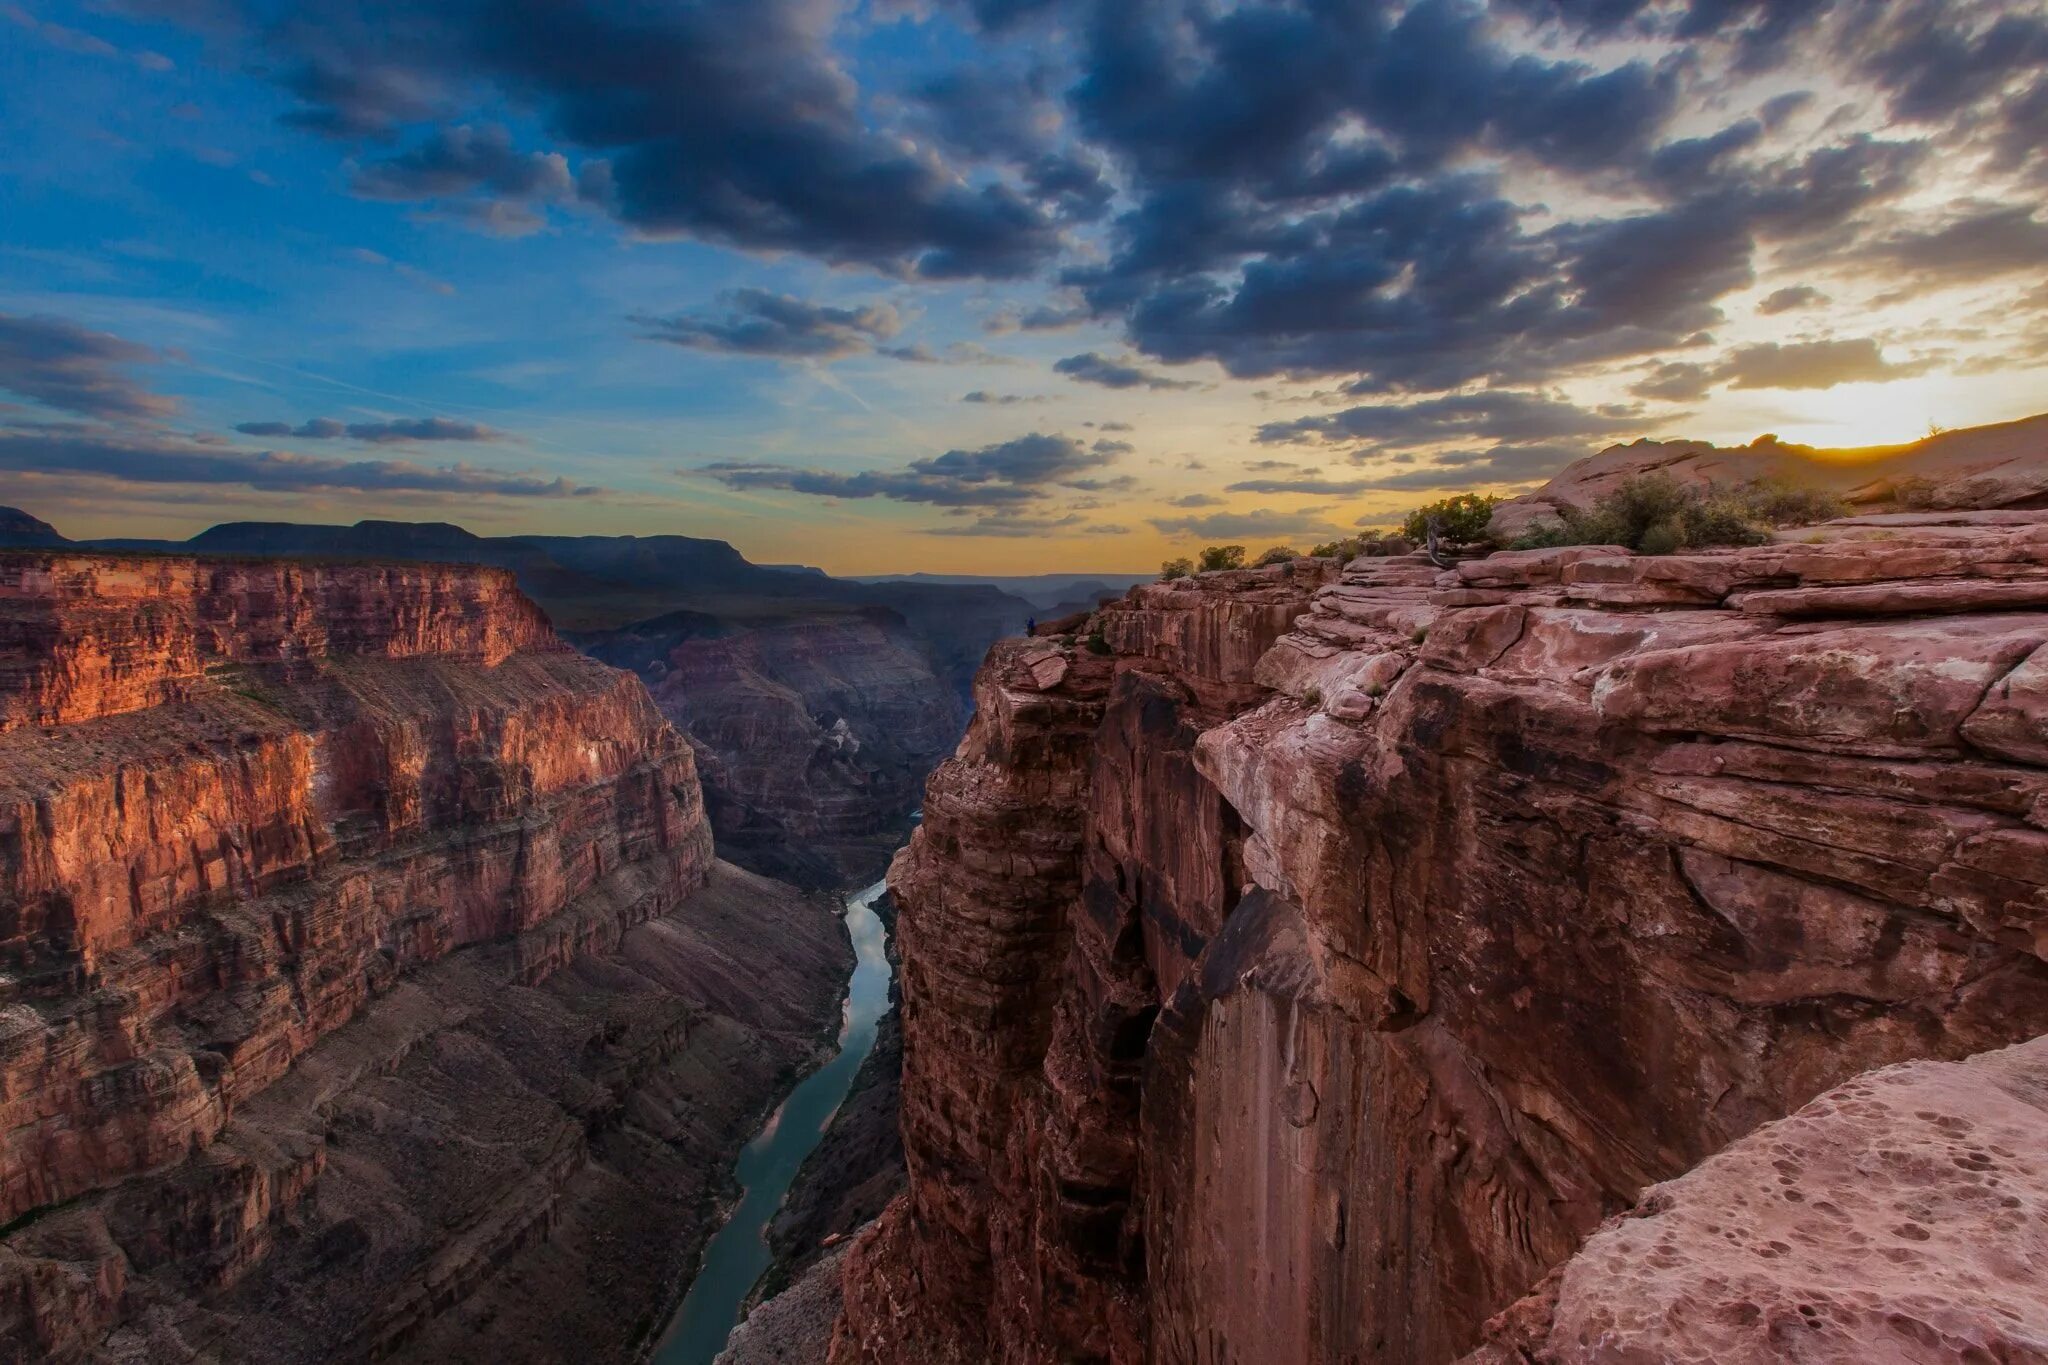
[1401,493,1498,548]
[1198,544,1247,571]
[1160,557,1193,580]
[1253,545,1298,567]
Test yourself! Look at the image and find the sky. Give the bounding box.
[1,0,2045,574]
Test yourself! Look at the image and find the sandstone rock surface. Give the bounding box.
[1465,1036,2048,1364]
[1491,413,2048,538]
[0,552,850,1362]
[835,520,2048,1365]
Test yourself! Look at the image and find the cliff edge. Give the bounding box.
[0,552,849,1362]
[835,512,2048,1364]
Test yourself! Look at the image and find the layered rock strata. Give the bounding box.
[0,552,848,1361]
[585,613,964,887]
[836,515,2048,1364]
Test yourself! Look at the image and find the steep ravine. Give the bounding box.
[836,516,2048,1365]
[0,552,852,1363]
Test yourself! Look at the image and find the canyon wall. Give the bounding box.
[836,512,2048,1364]
[582,611,965,888]
[0,552,849,1362]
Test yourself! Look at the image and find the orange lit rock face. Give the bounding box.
[0,552,713,1231]
[837,518,2048,1365]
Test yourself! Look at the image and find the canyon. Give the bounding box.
[834,506,2048,1364]
[0,552,851,1362]
[0,512,1031,890]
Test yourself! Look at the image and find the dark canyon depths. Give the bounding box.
[0,552,855,1362]
[834,501,2048,1364]
[0,509,1043,891]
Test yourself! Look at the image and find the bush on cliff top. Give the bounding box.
[1160,556,1193,580]
[1253,545,1298,567]
[1198,544,1247,571]
[1511,473,1847,554]
[1401,493,1498,547]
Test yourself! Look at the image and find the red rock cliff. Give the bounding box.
[0,550,729,1356]
[835,513,2048,1364]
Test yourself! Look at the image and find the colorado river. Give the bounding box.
[652,877,895,1365]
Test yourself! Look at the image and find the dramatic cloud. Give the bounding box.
[1053,352,1200,390]
[1715,338,1929,390]
[0,421,597,497]
[352,124,575,235]
[235,416,502,442]
[699,432,1121,510]
[158,0,1062,277]
[1630,361,1716,402]
[0,313,176,421]
[637,290,906,360]
[1259,390,1648,451]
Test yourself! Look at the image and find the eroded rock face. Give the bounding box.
[0,551,849,1362]
[836,523,2048,1365]
[586,612,966,888]
[1464,1036,2048,1364]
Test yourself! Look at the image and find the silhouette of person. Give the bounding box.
[1026,616,1037,635]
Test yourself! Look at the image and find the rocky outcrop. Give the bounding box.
[1465,1035,2048,1364]
[582,612,964,888]
[1491,412,2048,538]
[0,551,850,1362]
[836,517,2048,1364]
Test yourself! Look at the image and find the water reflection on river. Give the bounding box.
[651,878,894,1365]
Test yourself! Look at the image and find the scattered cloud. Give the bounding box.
[636,289,906,361]
[1054,351,1201,391]
[0,421,597,497]
[698,432,1123,510]
[1258,390,1647,451]
[0,313,176,421]
[1718,338,1929,390]
[1757,285,1828,315]
[1148,506,1343,540]
[234,416,504,442]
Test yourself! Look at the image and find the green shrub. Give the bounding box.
[1401,493,1499,547]
[1310,536,1362,559]
[1253,545,1298,567]
[1529,472,1840,555]
[1198,544,1247,572]
[1086,630,1111,656]
[1160,557,1193,580]
[1508,520,1575,550]
[1302,685,1323,709]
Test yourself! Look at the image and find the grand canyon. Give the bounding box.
[0,415,2046,1364]
[8,0,2048,1359]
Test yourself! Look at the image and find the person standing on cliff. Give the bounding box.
[1026,616,1036,636]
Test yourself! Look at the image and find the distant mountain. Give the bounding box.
[0,507,65,548]
[851,570,1152,611]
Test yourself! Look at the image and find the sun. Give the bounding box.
[1757,377,1952,453]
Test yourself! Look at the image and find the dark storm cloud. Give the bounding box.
[1054,352,1201,390]
[635,290,906,360]
[698,432,1123,510]
[0,421,597,496]
[0,313,177,421]
[1259,390,1647,451]
[145,0,1062,278]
